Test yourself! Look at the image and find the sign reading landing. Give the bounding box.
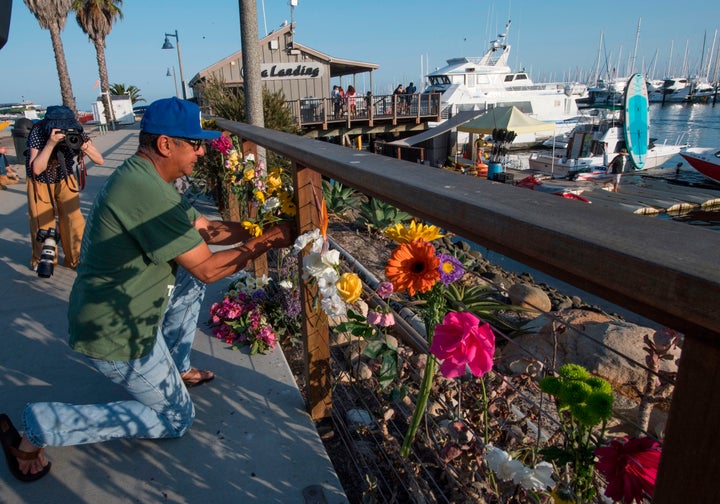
[261,63,323,80]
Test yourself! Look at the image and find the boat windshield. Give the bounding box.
[428,75,451,86]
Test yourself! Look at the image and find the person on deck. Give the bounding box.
[608,148,628,192]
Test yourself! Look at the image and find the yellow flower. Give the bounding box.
[243,167,255,181]
[384,221,443,244]
[242,221,263,237]
[266,170,283,193]
[336,272,362,303]
[281,199,297,216]
[254,190,266,204]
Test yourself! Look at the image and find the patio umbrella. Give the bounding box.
[457,105,556,135]
[458,106,556,167]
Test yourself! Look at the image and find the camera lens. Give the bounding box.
[36,229,58,278]
[65,132,83,151]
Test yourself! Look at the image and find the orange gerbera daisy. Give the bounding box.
[385,239,440,296]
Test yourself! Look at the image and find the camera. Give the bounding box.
[61,128,84,151]
[36,228,59,278]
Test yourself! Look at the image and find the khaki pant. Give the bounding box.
[26,177,85,268]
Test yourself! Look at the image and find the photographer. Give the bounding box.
[25,105,104,271]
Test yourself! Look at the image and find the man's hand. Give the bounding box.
[264,221,297,249]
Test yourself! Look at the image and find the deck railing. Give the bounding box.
[214,116,720,503]
[285,92,442,129]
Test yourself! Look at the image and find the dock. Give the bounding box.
[504,166,720,216]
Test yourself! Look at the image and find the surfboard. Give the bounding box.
[623,73,649,169]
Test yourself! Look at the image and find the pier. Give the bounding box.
[502,166,720,216]
[285,92,442,138]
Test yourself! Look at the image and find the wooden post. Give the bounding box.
[293,163,332,420]
[653,335,720,503]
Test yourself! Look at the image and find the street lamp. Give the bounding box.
[162,30,187,99]
[166,67,179,98]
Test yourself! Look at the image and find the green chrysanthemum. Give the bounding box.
[570,402,601,427]
[558,363,591,381]
[586,376,613,394]
[540,376,563,396]
[586,390,614,421]
[559,381,593,405]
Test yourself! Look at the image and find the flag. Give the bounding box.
[93,80,100,89]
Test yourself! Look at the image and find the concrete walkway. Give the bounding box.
[0,124,347,503]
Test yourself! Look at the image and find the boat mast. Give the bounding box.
[631,17,641,74]
[699,30,707,79]
[707,30,718,80]
[667,40,674,77]
[594,31,604,84]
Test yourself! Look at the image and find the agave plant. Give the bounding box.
[443,282,524,335]
[358,198,412,232]
[322,180,366,221]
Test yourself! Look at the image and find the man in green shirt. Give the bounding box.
[1,98,295,482]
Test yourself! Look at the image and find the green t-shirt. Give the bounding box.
[68,155,203,361]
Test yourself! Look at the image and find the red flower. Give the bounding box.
[595,436,662,503]
[429,311,495,378]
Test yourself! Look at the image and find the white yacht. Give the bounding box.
[423,20,585,146]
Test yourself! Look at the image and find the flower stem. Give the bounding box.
[401,353,437,458]
[480,377,489,446]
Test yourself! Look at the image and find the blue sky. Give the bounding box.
[1,0,718,111]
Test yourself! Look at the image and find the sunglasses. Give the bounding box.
[174,137,204,152]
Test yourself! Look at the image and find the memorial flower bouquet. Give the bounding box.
[208,270,301,355]
[296,214,498,458]
[380,222,496,457]
[193,133,296,227]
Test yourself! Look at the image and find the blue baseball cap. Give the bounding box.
[141,97,221,140]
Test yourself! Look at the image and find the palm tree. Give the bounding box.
[24,0,77,113]
[109,83,144,104]
[72,0,123,127]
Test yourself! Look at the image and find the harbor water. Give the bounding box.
[648,103,720,230]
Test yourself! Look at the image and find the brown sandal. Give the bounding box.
[181,368,215,388]
[0,413,51,482]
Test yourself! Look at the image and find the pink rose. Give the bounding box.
[367,311,395,327]
[430,312,495,378]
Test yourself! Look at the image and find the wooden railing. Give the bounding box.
[214,117,720,503]
[284,92,442,129]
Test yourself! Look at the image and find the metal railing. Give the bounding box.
[214,116,720,503]
[285,92,442,129]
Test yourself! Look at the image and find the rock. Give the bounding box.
[498,309,681,399]
[507,283,552,313]
[346,408,374,427]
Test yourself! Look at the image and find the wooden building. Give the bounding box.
[188,22,378,106]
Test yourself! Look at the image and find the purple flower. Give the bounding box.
[437,253,464,286]
[376,282,394,299]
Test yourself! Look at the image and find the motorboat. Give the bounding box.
[423,20,585,147]
[648,77,691,103]
[576,77,626,109]
[648,76,717,103]
[527,115,687,179]
[680,148,720,184]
